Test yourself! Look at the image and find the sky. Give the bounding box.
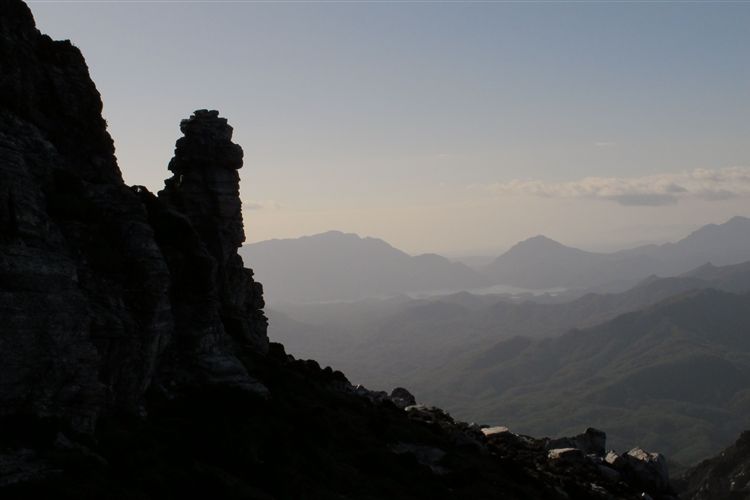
[28,0,750,256]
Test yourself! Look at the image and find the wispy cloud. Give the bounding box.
[486,167,750,206]
[243,200,282,211]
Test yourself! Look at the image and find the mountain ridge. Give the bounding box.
[240,230,488,303]
[424,288,750,465]
[245,215,750,302]
[485,216,750,290]
[271,259,750,466]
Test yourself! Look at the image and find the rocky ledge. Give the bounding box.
[0,342,680,499]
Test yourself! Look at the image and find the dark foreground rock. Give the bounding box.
[547,427,607,457]
[0,1,681,498]
[676,431,750,500]
[0,342,680,500]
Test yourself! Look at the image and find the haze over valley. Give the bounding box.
[252,217,750,465]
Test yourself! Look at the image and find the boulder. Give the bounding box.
[605,450,622,467]
[482,426,510,437]
[605,447,670,494]
[548,448,585,463]
[405,405,454,427]
[625,448,670,492]
[546,428,607,457]
[390,387,417,409]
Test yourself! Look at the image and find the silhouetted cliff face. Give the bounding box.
[0,1,119,185]
[0,0,267,432]
[1,0,165,429]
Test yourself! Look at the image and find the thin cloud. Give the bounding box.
[487,167,750,207]
[243,200,282,211]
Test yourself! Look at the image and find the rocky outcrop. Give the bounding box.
[0,0,267,433]
[606,448,671,495]
[493,426,676,499]
[159,109,267,358]
[142,109,269,395]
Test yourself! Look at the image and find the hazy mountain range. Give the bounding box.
[486,216,750,290]
[240,230,487,303]
[242,216,750,303]
[428,288,750,465]
[250,217,750,464]
[268,259,750,465]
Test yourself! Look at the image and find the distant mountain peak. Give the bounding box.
[513,234,567,249]
[686,215,749,233]
[503,235,588,257]
[527,234,559,243]
[310,230,360,239]
[307,231,395,247]
[676,215,750,249]
[268,230,394,248]
[240,230,486,302]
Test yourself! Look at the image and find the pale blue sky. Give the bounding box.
[29,1,750,254]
